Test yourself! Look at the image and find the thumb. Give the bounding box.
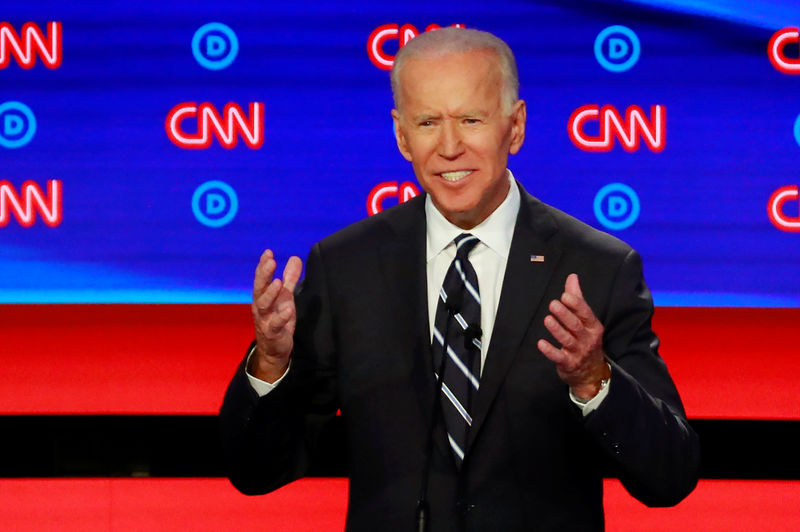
[565,273,583,297]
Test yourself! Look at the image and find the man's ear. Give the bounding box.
[508,99,527,155]
[391,109,414,162]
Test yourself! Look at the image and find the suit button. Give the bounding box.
[464,504,477,515]
[612,442,622,454]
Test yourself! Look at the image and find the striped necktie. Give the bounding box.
[431,233,482,466]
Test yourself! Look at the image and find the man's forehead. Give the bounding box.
[397,51,503,109]
[401,48,500,73]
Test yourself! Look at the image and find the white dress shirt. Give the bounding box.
[424,171,519,374]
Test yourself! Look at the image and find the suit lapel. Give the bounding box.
[376,196,450,457]
[466,187,562,452]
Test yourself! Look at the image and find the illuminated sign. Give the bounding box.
[794,113,800,147]
[0,101,37,149]
[568,104,665,153]
[0,21,61,69]
[0,180,62,228]
[165,102,264,149]
[768,185,800,232]
[594,25,640,72]
[367,23,464,70]
[768,27,800,74]
[367,181,420,215]
[593,182,640,230]
[192,22,238,70]
[192,180,238,227]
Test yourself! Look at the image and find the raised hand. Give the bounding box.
[537,273,611,400]
[250,249,303,383]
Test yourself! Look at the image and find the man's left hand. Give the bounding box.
[538,273,611,401]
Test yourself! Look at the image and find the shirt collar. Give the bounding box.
[426,170,520,261]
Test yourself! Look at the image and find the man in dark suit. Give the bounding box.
[220,27,700,531]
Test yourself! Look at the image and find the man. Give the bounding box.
[220,28,700,531]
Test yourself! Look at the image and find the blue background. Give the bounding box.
[2,0,799,305]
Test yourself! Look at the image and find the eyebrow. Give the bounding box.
[412,110,488,122]
[412,113,440,122]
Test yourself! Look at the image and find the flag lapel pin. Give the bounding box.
[530,255,545,263]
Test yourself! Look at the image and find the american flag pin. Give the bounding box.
[530,255,545,263]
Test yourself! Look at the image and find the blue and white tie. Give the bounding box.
[432,233,482,467]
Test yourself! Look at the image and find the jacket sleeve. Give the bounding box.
[218,242,339,495]
[584,248,701,506]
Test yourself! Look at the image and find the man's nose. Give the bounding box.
[437,121,464,159]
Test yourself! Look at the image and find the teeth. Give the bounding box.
[441,171,471,182]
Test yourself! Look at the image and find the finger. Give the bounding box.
[254,278,283,317]
[253,250,276,299]
[537,339,566,365]
[565,273,583,297]
[282,256,303,292]
[560,278,598,325]
[544,314,576,351]
[548,299,583,335]
[264,302,295,334]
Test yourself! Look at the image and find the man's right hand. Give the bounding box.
[250,249,303,383]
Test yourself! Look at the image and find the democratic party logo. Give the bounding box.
[0,179,62,228]
[367,181,420,215]
[594,25,640,72]
[0,21,62,69]
[192,22,238,70]
[192,180,238,228]
[0,101,37,149]
[768,27,800,74]
[166,102,263,149]
[367,23,464,70]
[594,183,640,230]
[768,185,800,232]
[794,113,800,147]
[568,104,665,153]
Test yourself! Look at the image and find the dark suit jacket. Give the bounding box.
[220,182,700,532]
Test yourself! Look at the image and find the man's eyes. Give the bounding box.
[416,118,481,127]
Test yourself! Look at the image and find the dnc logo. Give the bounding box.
[0,101,36,149]
[594,183,640,231]
[192,181,238,228]
[192,22,238,70]
[594,25,640,72]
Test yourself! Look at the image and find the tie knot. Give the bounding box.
[454,233,479,260]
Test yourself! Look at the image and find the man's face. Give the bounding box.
[392,49,526,229]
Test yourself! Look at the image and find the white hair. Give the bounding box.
[390,27,519,113]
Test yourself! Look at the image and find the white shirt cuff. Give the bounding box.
[569,374,611,417]
[245,345,291,397]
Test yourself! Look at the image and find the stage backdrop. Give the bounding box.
[2,0,799,306]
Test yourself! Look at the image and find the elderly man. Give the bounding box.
[220,27,700,531]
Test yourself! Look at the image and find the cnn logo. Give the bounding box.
[367,23,464,70]
[768,27,800,74]
[0,180,62,227]
[768,185,800,232]
[166,102,264,149]
[367,181,420,215]
[0,21,61,69]
[568,104,665,153]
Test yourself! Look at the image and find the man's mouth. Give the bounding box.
[440,170,473,182]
